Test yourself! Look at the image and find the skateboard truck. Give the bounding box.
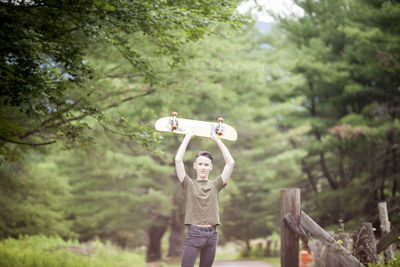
[216,117,224,137]
[170,112,178,131]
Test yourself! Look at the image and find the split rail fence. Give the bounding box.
[280,188,399,267]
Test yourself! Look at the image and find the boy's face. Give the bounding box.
[193,156,213,179]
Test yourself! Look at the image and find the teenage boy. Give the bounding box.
[175,134,235,267]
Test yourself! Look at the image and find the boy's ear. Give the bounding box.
[210,164,213,170]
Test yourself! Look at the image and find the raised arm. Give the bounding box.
[175,134,194,183]
[212,137,235,184]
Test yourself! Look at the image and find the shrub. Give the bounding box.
[0,235,146,267]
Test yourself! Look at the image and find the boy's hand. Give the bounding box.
[185,130,195,140]
[184,134,195,140]
[209,135,219,143]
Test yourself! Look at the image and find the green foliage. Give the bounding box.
[2,0,400,261]
[0,3,249,255]
[0,151,74,238]
[64,145,173,243]
[219,22,309,241]
[0,0,246,160]
[276,0,400,228]
[0,235,146,267]
[369,251,400,267]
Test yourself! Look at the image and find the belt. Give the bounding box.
[189,224,217,232]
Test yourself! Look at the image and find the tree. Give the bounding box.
[56,21,254,259]
[65,145,173,251]
[0,2,248,260]
[219,23,310,247]
[0,0,246,162]
[276,0,400,228]
[0,150,73,238]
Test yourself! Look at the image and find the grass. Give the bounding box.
[369,251,400,267]
[0,235,282,267]
[0,235,146,267]
[236,256,280,267]
[152,256,280,267]
[264,257,280,267]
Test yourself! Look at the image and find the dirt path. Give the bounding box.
[213,260,273,267]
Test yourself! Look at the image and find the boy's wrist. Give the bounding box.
[184,134,194,140]
[215,138,223,144]
[210,135,219,143]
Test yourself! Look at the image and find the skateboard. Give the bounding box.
[155,112,238,141]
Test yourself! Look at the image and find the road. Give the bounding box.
[213,260,273,267]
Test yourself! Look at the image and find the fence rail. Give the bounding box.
[280,188,398,267]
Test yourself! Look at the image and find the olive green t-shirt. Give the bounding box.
[181,175,226,225]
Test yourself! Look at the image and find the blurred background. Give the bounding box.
[0,0,399,266]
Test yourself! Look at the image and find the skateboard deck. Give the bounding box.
[155,112,237,141]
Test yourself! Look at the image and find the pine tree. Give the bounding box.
[277,0,400,227]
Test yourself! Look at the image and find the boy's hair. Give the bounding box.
[195,151,213,163]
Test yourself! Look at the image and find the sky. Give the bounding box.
[237,0,304,23]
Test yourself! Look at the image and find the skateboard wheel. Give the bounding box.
[172,125,178,130]
[217,130,223,136]
[218,117,224,123]
[172,112,178,117]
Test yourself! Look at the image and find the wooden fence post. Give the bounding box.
[378,202,394,262]
[281,188,301,267]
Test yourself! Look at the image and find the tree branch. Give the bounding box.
[13,87,155,145]
[96,88,137,102]
[19,87,97,139]
[319,151,338,189]
[0,137,56,146]
[100,122,136,137]
[104,87,156,109]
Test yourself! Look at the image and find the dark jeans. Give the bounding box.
[181,225,218,267]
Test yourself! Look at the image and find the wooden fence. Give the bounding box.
[280,188,399,267]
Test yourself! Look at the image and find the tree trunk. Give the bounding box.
[319,151,338,189]
[393,180,398,197]
[244,239,251,257]
[391,130,398,197]
[146,221,168,262]
[264,239,272,256]
[381,141,391,200]
[290,139,318,194]
[273,240,279,257]
[168,184,185,257]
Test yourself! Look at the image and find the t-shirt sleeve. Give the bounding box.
[180,175,191,189]
[214,176,227,192]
